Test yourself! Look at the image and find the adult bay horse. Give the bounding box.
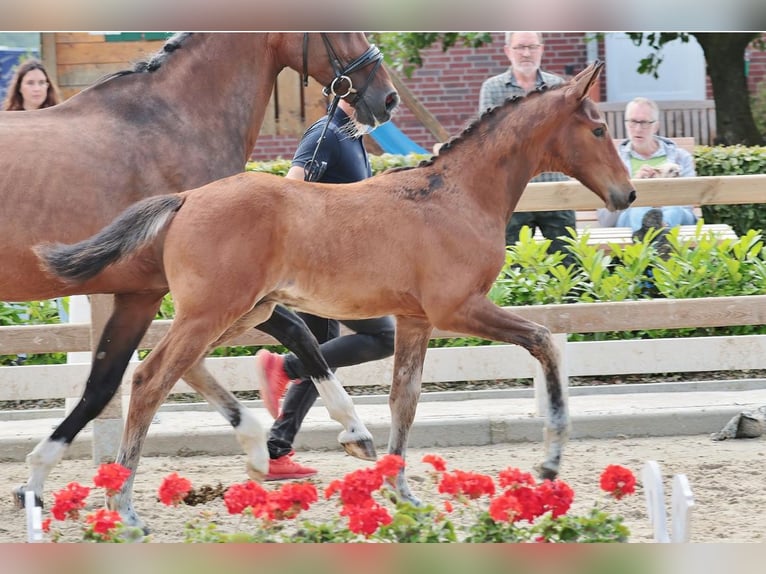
[35,61,635,529]
[6,32,398,511]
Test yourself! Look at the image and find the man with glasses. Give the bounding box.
[479,32,577,266]
[597,96,696,230]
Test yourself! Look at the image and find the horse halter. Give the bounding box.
[302,33,384,105]
[301,33,384,183]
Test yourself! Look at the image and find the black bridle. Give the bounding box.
[301,33,384,182]
[302,33,384,104]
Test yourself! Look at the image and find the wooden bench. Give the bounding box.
[532,137,737,249]
[598,100,716,145]
[578,223,738,251]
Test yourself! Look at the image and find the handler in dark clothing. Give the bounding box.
[254,97,395,480]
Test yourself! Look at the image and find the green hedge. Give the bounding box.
[694,145,766,235]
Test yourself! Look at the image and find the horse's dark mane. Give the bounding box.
[93,33,193,86]
[414,84,563,168]
[378,86,561,176]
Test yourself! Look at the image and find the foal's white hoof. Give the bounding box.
[246,463,266,482]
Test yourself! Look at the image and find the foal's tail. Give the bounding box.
[35,194,185,283]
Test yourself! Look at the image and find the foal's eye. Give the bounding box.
[593,127,605,138]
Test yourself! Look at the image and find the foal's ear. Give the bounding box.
[566,60,604,102]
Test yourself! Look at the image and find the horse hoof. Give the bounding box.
[537,463,559,481]
[12,486,42,509]
[341,437,377,461]
[395,491,422,507]
[246,463,266,483]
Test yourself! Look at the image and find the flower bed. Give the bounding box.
[40,456,636,543]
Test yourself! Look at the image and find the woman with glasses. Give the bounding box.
[597,96,697,230]
[3,58,61,111]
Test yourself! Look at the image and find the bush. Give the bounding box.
[694,144,766,235]
[489,224,766,342]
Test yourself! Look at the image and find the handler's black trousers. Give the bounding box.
[267,313,395,459]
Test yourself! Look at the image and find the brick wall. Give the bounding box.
[250,33,766,160]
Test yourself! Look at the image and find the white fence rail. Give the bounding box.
[2,334,766,404]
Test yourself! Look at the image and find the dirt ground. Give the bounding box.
[1,434,764,543]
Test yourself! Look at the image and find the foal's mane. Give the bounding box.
[382,85,559,175]
[93,33,193,86]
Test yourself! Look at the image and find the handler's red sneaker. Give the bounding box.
[265,451,318,481]
[254,350,291,418]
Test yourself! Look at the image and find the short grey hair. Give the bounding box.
[505,32,544,46]
[625,96,660,121]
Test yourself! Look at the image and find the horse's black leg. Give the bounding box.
[14,292,164,509]
[256,305,376,460]
[257,305,332,379]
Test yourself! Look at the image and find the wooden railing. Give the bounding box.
[598,100,716,145]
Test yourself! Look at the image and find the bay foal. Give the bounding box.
[36,61,635,529]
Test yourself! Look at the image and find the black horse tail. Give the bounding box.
[35,194,185,283]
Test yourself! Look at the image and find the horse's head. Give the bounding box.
[288,33,399,129]
[552,61,636,212]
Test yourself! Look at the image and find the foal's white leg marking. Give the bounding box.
[182,362,268,479]
[536,330,569,478]
[311,373,375,459]
[235,409,269,480]
[23,438,68,500]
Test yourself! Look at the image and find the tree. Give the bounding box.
[626,33,763,146]
[369,33,493,77]
[372,32,764,146]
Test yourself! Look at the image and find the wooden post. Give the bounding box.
[89,294,123,464]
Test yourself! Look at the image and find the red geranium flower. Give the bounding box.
[511,486,545,522]
[488,491,523,523]
[438,470,495,500]
[268,482,318,520]
[93,463,131,496]
[223,480,268,515]
[85,508,122,538]
[375,454,405,478]
[536,479,574,518]
[50,482,91,521]
[599,465,637,500]
[497,467,536,490]
[157,472,192,507]
[340,499,392,537]
[422,454,447,472]
[325,467,384,507]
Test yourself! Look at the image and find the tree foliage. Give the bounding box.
[369,33,493,77]
[626,32,763,145]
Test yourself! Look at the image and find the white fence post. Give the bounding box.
[64,295,92,416]
[642,460,695,542]
[24,490,43,543]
